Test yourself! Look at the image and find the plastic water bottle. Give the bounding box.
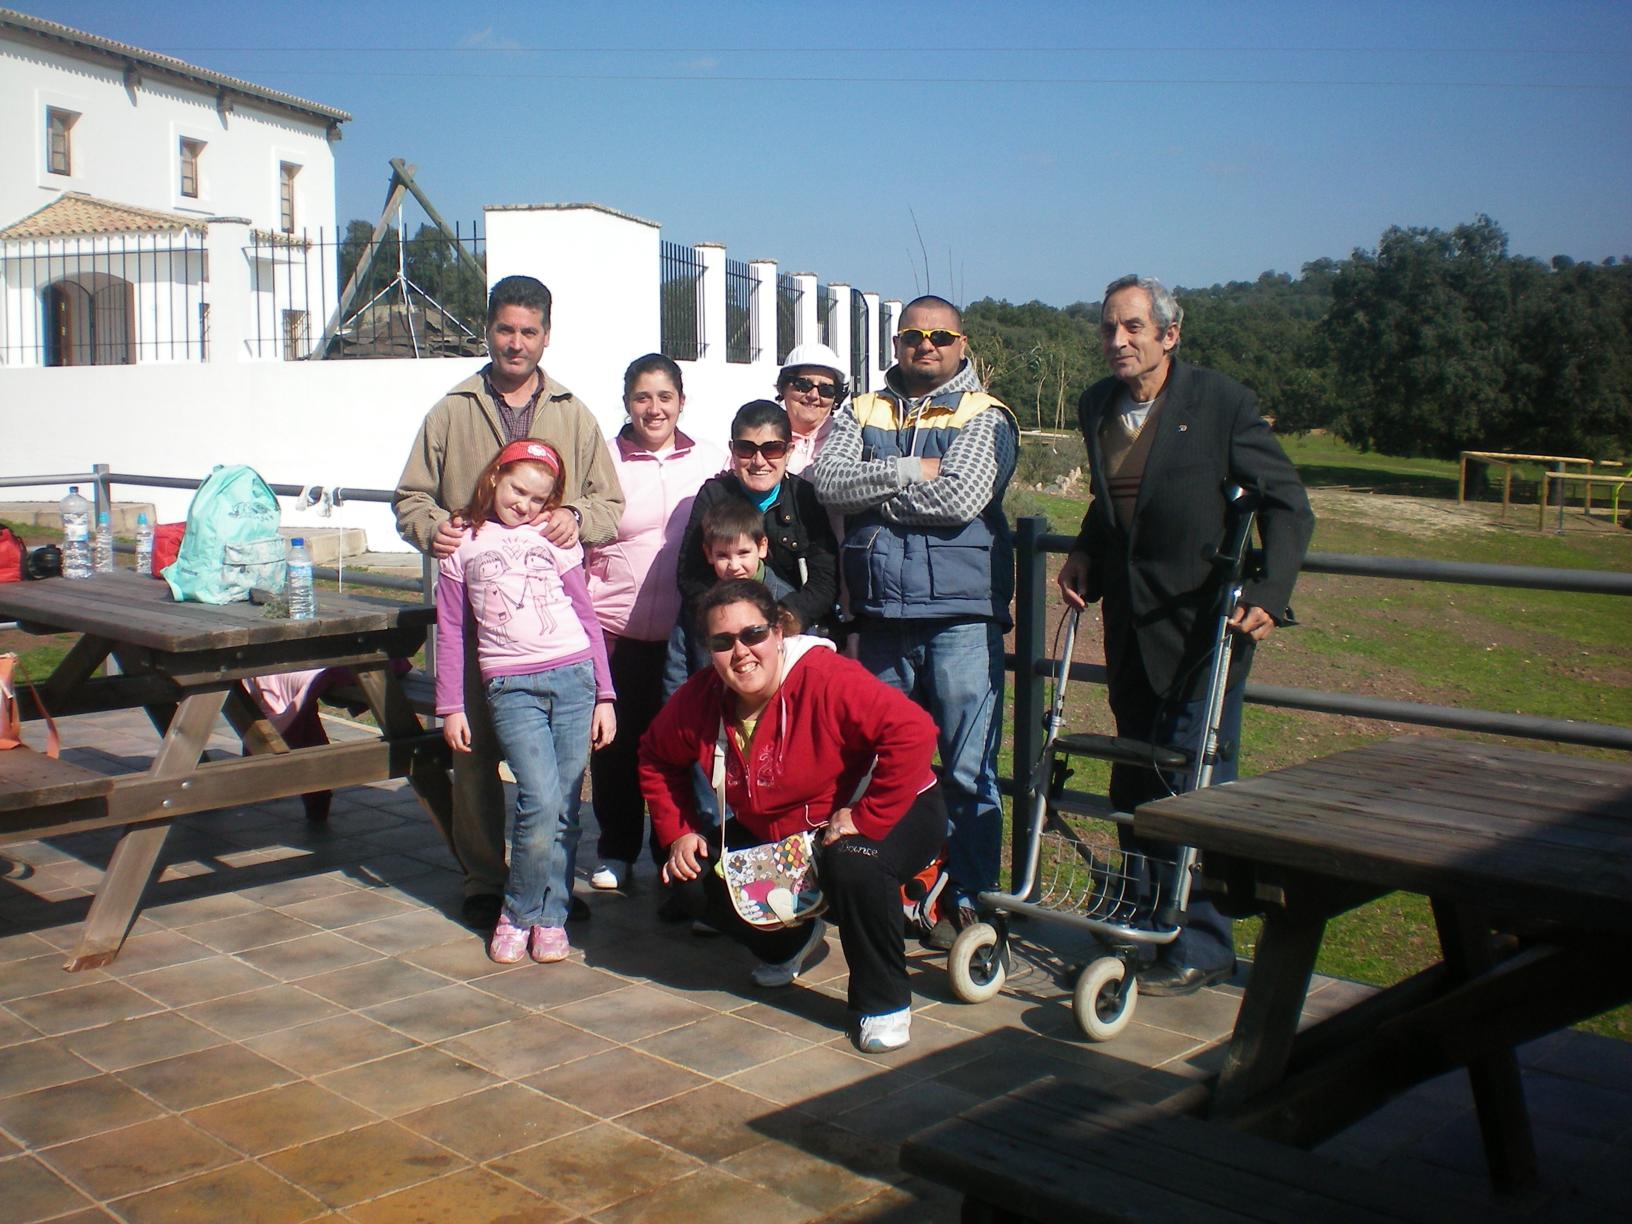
[60,485,92,579]
[135,513,154,576]
[286,537,316,620]
[93,511,114,574]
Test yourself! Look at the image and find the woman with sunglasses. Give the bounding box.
[775,342,848,475]
[583,354,727,893]
[673,400,838,645]
[639,579,946,1053]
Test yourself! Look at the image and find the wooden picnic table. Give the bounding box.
[1137,735,1632,1194]
[0,570,451,971]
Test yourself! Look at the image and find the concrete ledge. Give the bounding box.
[0,504,367,564]
[278,526,367,565]
[0,501,157,532]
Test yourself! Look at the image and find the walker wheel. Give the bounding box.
[947,922,1006,1003]
[1073,956,1136,1041]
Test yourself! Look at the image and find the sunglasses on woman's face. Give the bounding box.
[786,377,838,400]
[706,623,774,653]
[730,439,790,461]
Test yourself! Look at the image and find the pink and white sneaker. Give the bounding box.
[530,925,570,963]
[488,914,528,964]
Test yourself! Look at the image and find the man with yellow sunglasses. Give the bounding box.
[812,295,1019,947]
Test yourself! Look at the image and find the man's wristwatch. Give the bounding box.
[565,506,582,527]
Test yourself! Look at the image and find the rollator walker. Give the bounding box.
[947,483,1262,1040]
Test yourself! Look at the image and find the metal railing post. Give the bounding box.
[91,463,110,521]
[1010,515,1048,885]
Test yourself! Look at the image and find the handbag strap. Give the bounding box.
[0,653,59,758]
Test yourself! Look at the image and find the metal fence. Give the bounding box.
[1,231,209,365]
[879,306,894,373]
[816,283,834,348]
[13,466,1625,807]
[0,224,485,365]
[776,273,799,363]
[659,241,703,362]
[249,222,485,361]
[724,257,755,364]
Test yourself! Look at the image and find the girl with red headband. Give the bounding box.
[435,439,616,964]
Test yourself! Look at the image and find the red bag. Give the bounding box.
[0,524,26,583]
[152,522,185,577]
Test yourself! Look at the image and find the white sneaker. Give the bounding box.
[589,862,630,891]
[856,1007,912,1053]
[750,918,827,988]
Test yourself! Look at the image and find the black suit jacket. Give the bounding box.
[1071,360,1314,701]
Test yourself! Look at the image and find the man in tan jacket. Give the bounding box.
[395,274,624,930]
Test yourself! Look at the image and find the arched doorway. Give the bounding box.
[43,274,134,366]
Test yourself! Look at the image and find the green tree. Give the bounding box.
[1320,215,1632,459]
[1320,215,1520,457]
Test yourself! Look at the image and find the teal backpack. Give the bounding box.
[162,464,287,604]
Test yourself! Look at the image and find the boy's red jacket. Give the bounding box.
[639,637,937,847]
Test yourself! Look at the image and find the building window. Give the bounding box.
[278,162,299,233]
[46,108,77,176]
[282,309,308,360]
[179,138,204,198]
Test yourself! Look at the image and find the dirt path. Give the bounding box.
[1308,487,1627,537]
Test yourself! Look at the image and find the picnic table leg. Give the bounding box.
[37,634,114,714]
[351,668,457,864]
[1432,898,1538,1194]
[65,689,228,971]
[1211,903,1326,1117]
[222,685,291,757]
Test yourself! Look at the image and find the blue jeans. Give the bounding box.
[858,617,1004,898]
[485,661,594,928]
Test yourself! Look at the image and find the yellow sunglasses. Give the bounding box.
[896,327,965,348]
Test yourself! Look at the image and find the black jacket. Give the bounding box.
[676,473,839,635]
[1071,360,1315,701]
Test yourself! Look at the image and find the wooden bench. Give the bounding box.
[901,1076,1515,1224]
[0,748,113,847]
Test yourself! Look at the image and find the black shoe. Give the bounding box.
[922,898,980,951]
[1135,960,1234,997]
[460,893,503,932]
[656,889,692,923]
[568,894,591,922]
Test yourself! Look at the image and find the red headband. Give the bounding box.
[495,439,561,475]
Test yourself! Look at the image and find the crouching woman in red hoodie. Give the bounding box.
[638,578,946,1054]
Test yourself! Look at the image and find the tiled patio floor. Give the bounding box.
[1,710,1627,1222]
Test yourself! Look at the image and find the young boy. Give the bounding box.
[664,498,795,693]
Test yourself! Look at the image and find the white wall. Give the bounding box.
[0,31,336,237]
[482,209,900,448]
[0,358,484,551]
[1,202,903,556]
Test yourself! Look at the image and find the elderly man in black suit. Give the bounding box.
[1057,274,1315,997]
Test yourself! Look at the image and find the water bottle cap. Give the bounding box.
[137,513,149,525]
[68,485,78,494]
[98,511,109,524]
[291,537,305,547]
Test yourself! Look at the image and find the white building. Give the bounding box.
[0,7,348,365]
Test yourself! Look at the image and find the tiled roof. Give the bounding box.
[0,8,350,125]
[0,193,206,240]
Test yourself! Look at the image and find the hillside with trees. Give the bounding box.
[965,215,1632,461]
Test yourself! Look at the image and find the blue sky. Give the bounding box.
[21,0,1632,306]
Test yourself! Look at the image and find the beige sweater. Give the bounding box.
[393,367,625,553]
